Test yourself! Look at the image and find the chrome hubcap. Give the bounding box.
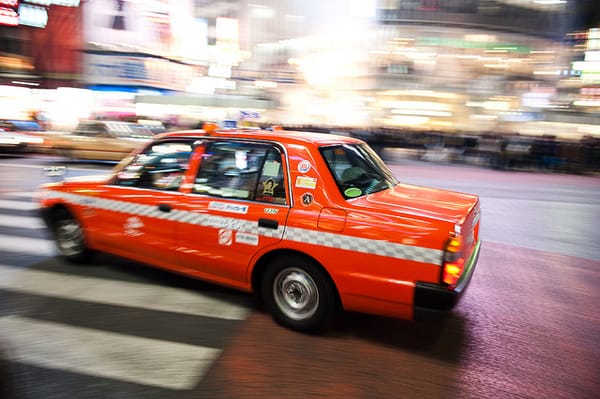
[273,267,319,321]
[56,219,83,256]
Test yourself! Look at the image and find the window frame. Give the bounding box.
[191,139,289,205]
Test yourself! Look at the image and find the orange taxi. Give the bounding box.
[37,126,481,333]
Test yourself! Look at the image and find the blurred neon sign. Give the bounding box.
[18,3,47,28]
[84,53,194,91]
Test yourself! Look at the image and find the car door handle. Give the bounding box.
[158,203,172,213]
[258,218,278,229]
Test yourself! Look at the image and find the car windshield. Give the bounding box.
[320,144,398,199]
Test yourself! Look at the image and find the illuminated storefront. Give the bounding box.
[0,1,83,125]
[77,0,204,123]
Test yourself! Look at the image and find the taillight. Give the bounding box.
[442,235,465,286]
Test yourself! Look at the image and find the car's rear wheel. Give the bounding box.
[52,211,93,263]
[262,255,336,333]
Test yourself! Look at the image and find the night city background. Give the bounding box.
[1,1,599,399]
[1,1,600,173]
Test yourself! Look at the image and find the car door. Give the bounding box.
[176,140,290,287]
[91,139,195,268]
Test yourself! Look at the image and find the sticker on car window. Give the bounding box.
[344,187,362,198]
[263,161,281,177]
[262,178,278,195]
[295,176,317,189]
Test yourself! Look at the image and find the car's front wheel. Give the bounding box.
[52,211,93,263]
[262,255,336,333]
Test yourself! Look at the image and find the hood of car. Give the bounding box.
[351,183,479,224]
[37,174,113,201]
[40,174,113,191]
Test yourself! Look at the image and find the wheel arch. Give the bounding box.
[250,249,343,311]
[41,201,92,241]
[42,200,95,262]
[41,202,77,227]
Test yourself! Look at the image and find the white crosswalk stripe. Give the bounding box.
[0,233,56,255]
[0,198,37,210]
[0,214,45,229]
[0,190,249,393]
[0,263,249,320]
[0,315,221,390]
[1,191,36,198]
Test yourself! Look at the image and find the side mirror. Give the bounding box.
[43,165,67,177]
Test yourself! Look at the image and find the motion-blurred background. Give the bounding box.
[1,0,599,172]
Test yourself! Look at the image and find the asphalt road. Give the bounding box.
[0,154,598,399]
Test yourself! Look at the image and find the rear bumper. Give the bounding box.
[413,240,481,320]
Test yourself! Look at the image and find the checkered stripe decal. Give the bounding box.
[49,191,442,265]
[49,191,283,239]
[284,227,443,264]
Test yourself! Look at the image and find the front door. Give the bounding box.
[93,139,195,267]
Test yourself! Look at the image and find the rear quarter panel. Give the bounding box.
[264,142,451,319]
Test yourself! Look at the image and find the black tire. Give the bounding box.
[261,255,336,333]
[51,211,93,263]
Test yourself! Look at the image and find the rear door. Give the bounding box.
[176,139,290,286]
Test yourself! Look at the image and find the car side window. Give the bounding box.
[321,144,397,199]
[112,141,193,191]
[193,141,287,204]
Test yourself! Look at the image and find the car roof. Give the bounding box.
[156,128,364,148]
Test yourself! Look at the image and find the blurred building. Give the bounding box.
[368,0,600,135]
[1,0,599,135]
[0,1,83,122]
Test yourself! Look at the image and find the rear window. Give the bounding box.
[320,144,398,199]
